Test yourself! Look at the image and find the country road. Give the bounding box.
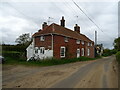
[2,56,118,88]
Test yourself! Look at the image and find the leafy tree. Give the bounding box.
[114,37,120,51]
[15,33,31,45]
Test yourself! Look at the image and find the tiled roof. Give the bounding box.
[33,23,93,42]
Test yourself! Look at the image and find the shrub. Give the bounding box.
[2,51,22,58]
[116,51,120,64]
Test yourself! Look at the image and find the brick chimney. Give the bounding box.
[42,22,48,30]
[60,16,65,27]
[74,24,80,33]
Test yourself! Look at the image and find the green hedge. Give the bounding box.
[2,51,23,58]
[116,51,120,64]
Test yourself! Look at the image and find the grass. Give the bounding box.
[4,56,101,66]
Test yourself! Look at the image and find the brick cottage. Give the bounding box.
[26,16,94,61]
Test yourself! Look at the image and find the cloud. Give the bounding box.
[0,1,118,49]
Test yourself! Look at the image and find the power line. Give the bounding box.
[72,0,104,32]
[71,0,116,40]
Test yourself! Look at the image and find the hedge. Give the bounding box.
[116,51,120,64]
[2,51,23,58]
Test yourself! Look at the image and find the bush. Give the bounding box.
[2,51,22,58]
[116,51,120,64]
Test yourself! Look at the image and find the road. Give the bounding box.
[2,56,118,88]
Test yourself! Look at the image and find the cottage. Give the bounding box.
[26,16,94,61]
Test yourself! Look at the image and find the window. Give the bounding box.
[35,47,38,53]
[40,36,45,41]
[40,47,45,54]
[64,37,68,42]
[88,42,90,46]
[60,46,66,58]
[81,48,84,56]
[81,41,84,45]
[87,48,90,56]
[76,40,80,44]
[91,42,92,46]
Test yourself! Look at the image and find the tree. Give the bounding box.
[114,37,120,51]
[15,33,31,45]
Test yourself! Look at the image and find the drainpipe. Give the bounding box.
[51,34,54,50]
[51,34,54,57]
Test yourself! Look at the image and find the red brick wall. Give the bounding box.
[34,34,94,58]
[34,35,52,50]
[53,35,94,59]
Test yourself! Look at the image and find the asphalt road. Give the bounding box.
[50,56,118,88]
[2,56,118,88]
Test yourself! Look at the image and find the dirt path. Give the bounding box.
[2,56,118,88]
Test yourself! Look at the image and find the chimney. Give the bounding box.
[38,29,41,32]
[42,22,48,30]
[60,16,65,27]
[74,24,80,33]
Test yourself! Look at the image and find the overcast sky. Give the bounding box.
[0,0,118,49]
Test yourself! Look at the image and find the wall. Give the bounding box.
[53,34,94,59]
[34,35,53,60]
[26,41,34,61]
[35,35,52,49]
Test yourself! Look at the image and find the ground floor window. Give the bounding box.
[81,48,84,56]
[60,46,66,58]
[40,47,45,54]
[35,47,38,53]
[87,48,90,56]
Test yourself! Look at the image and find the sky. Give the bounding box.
[0,0,119,49]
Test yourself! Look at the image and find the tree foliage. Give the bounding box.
[114,37,120,51]
[15,33,31,45]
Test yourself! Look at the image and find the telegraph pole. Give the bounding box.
[95,31,97,45]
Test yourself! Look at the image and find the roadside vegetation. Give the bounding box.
[4,55,99,66]
[116,51,120,64]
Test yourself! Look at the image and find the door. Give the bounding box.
[77,49,80,58]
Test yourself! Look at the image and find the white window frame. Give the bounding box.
[88,42,90,46]
[40,36,45,41]
[40,47,45,54]
[91,42,92,46]
[87,48,90,56]
[60,46,66,58]
[76,40,80,44]
[81,41,84,45]
[81,48,84,56]
[35,47,38,54]
[64,37,68,42]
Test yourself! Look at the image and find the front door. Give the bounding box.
[77,49,80,58]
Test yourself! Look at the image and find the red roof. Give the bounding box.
[33,23,93,42]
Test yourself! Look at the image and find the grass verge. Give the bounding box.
[3,56,101,66]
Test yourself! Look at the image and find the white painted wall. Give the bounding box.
[36,49,53,60]
[26,41,34,61]
[26,43,53,61]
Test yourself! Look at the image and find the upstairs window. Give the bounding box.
[64,37,68,42]
[91,42,93,46]
[88,42,90,46]
[40,36,45,41]
[60,46,66,58]
[81,41,84,45]
[76,40,80,44]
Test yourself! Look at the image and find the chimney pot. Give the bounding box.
[60,16,65,27]
[74,24,80,33]
[42,22,48,30]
